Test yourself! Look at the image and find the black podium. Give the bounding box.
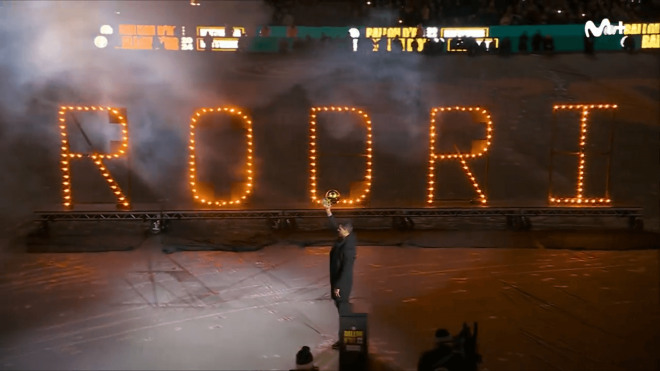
[339,312,368,371]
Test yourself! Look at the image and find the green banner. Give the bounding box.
[250,25,636,53]
[489,24,635,52]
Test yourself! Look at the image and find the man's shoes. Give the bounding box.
[331,341,341,350]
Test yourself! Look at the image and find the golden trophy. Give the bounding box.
[324,189,341,206]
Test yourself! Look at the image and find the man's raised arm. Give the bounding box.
[326,204,339,230]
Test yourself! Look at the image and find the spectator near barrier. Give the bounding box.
[291,346,319,371]
[416,24,424,38]
[391,35,403,52]
[531,30,542,53]
[518,32,528,53]
[417,329,465,371]
[292,33,307,51]
[583,31,595,54]
[224,24,234,38]
[418,324,481,371]
[498,36,512,54]
[623,33,635,53]
[203,31,213,52]
[543,34,554,53]
[286,24,298,38]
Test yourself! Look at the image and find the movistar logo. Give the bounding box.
[584,19,625,37]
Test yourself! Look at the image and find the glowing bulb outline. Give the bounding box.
[189,107,254,207]
[550,104,616,206]
[427,106,492,205]
[309,106,373,206]
[58,106,130,209]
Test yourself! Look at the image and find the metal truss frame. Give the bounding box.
[34,207,642,222]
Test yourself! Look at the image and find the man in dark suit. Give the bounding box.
[324,201,356,350]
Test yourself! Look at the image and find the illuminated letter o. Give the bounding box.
[188,107,254,207]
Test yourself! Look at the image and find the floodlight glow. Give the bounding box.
[100,25,113,35]
[94,36,108,49]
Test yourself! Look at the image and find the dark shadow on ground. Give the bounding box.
[21,220,660,253]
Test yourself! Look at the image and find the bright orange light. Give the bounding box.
[189,107,254,207]
[427,106,491,204]
[309,106,372,205]
[58,106,130,209]
[550,104,616,206]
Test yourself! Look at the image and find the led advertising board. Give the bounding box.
[92,24,246,51]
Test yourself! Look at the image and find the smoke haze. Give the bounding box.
[2,1,655,227]
[0,1,273,216]
[0,1,435,218]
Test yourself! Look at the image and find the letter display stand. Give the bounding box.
[39,102,645,231]
[339,313,368,371]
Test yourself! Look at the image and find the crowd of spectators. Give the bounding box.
[265,0,300,27]
[371,0,658,26]
[266,0,660,27]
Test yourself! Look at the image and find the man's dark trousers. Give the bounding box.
[333,292,351,338]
